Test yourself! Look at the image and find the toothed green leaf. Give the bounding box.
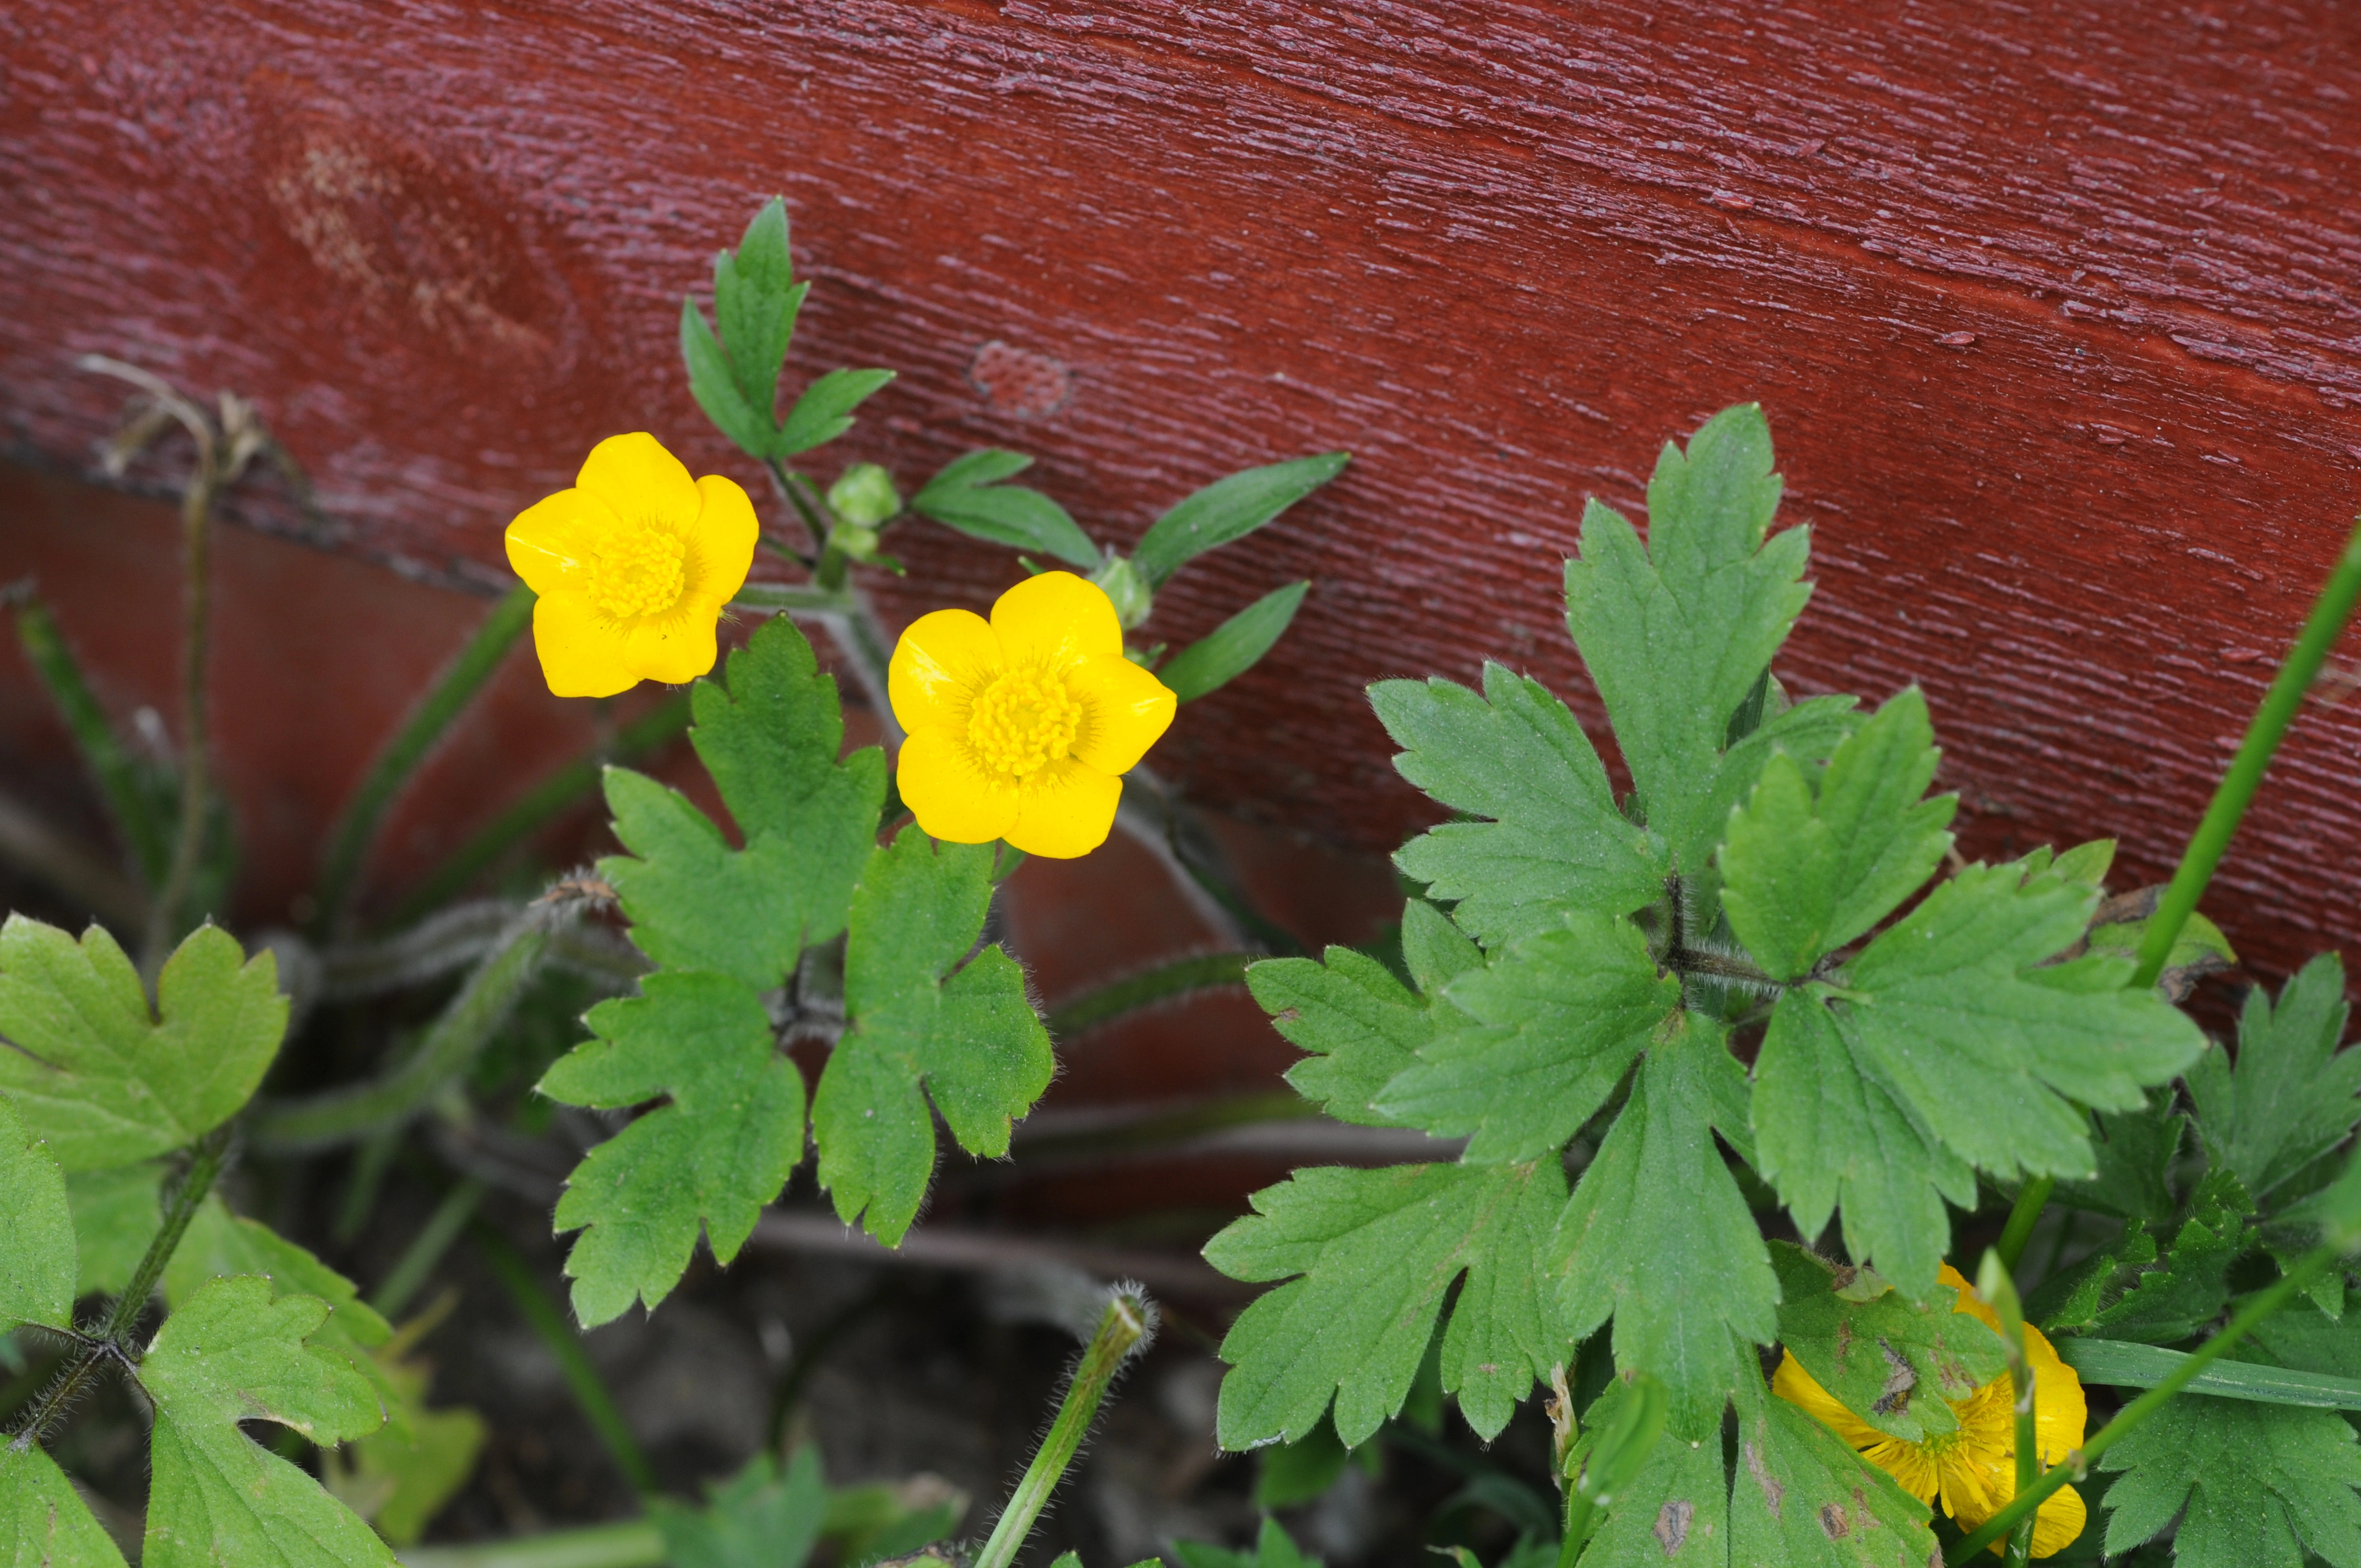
[2099,1393,2361,1568]
[1728,1372,1938,1568]
[0,1093,74,1333]
[813,830,1051,1245]
[0,919,285,1170]
[2188,954,2360,1204]
[1207,1157,1564,1448]
[0,1443,127,1567]
[1769,1243,2005,1443]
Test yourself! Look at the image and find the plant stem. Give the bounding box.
[251,904,561,1151]
[1995,1178,2054,1276]
[2132,517,2361,989]
[384,694,690,930]
[972,1291,1154,1568]
[1973,1253,2039,1568]
[371,1178,487,1320]
[314,584,537,937]
[396,1520,666,1568]
[729,582,855,613]
[1047,952,1256,1038]
[143,417,224,976]
[9,1124,232,1444]
[1947,1244,2336,1562]
[471,1222,658,1499]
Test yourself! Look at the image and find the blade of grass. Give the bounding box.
[1046,951,1255,1037]
[383,693,691,930]
[7,591,170,887]
[2055,1337,2361,1411]
[314,584,536,937]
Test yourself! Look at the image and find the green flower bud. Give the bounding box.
[831,522,882,560]
[1092,555,1154,630]
[827,463,901,529]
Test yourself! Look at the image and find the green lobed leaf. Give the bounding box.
[813,830,1052,1245]
[1769,1243,2005,1442]
[1172,1517,1321,1568]
[712,197,806,420]
[776,368,895,458]
[910,449,1101,568]
[1553,1011,1777,1440]
[1378,913,1681,1162]
[65,1159,159,1298]
[681,298,777,458]
[1754,861,2205,1298]
[2057,1090,2186,1227]
[1718,687,1956,982]
[0,1093,74,1333]
[1727,1371,1937,1568]
[1157,581,1309,703]
[139,1275,392,1568]
[1562,404,1817,880]
[1247,901,1478,1129]
[0,918,286,1170]
[2082,1173,2252,1345]
[542,972,807,1326]
[1573,1390,1727,1564]
[1130,453,1348,589]
[2028,1226,2159,1336]
[653,1447,827,1568]
[1206,1156,1565,1447]
[0,1442,128,1568]
[1373,663,1666,949]
[2188,954,2359,1204]
[602,619,884,993]
[2098,1393,2361,1568]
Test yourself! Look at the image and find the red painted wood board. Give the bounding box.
[7,1,2361,978]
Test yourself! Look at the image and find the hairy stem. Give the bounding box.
[143,418,224,975]
[972,1291,1154,1568]
[2132,516,2361,988]
[314,584,537,937]
[396,1522,666,1568]
[1947,1244,2336,1562]
[1047,952,1256,1037]
[471,1223,657,1498]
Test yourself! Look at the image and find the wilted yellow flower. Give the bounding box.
[505,433,757,697]
[1774,1262,2087,1558]
[889,571,1176,858]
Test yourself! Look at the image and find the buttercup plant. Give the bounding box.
[7,193,2361,1568]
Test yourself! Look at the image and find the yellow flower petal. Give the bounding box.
[505,487,619,597]
[2027,1479,2087,1559]
[991,570,1123,670]
[624,606,720,687]
[530,593,639,698]
[1066,652,1177,775]
[1771,1353,1891,1456]
[575,432,700,524]
[1007,756,1122,859]
[890,609,1003,734]
[683,473,759,606]
[897,726,1021,845]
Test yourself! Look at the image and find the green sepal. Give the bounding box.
[542,972,807,1326]
[1130,452,1348,588]
[1769,1243,2005,1442]
[1553,1011,1777,1440]
[0,918,286,1170]
[1374,662,1666,948]
[1206,1157,1565,1447]
[1157,581,1309,703]
[813,831,1051,1245]
[910,449,1100,568]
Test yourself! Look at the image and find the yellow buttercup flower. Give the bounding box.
[1774,1262,2087,1558]
[889,571,1177,858]
[504,433,758,697]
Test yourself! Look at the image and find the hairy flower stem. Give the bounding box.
[8,1123,232,1447]
[1947,1243,2338,1562]
[972,1291,1155,1568]
[313,582,537,938]
[143,404,225,977]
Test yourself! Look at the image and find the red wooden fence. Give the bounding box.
[7,1,2361,976]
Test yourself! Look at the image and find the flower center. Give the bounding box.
[591,522,688,620]
[967,669,1081,779]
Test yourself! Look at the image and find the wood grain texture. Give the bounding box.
[6,1,2361,976]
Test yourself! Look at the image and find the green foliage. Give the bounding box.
[681,197,890,460]
[2098,1393,2361,1568]
[654,1448,827,1568]
[2057,1091,2187,1226]
[1130,453,1348,588]
[814,830,1052,1246]
[911,449,1100,568]
[1372,663,1664,949]
[2076,1174,2253,1345]
[1171,1517,1320,1568]
[2189,954,2360,1202]
[0,1094,74,1332]
[1205,1157,1564,1447]
[64,1159,158,1296]
[0,918,285,1170]
[0,1443,128,1568]
[1768,1244,2005,1442]
[544,974,807,1325]
[140,1276,393,1567]
[1726,1375,1936,1567]
[1157,581,1309,703]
